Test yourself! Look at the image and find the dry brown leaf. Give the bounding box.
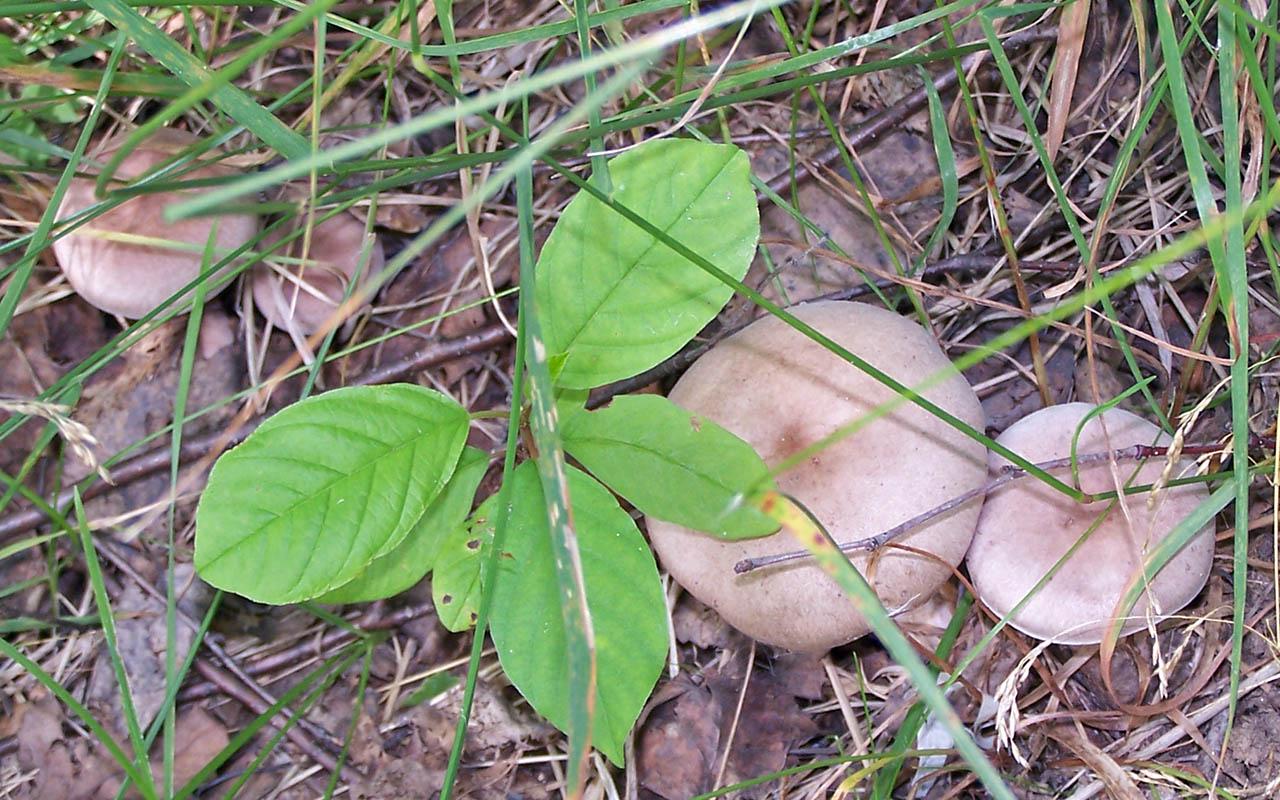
[85,565,213,734]
[638,660,821,799]
[671,594,738,650]
[162,708,229,791]
[717,665,818,788]
[1046,0,1091,161]
[637,678,723,799]
[12,695,115,800]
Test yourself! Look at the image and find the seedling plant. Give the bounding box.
[193,137,780,777]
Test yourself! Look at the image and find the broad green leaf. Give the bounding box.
[432,492,497,633]
[561,395,779,539]
[534,139,759,389]
[490,462,667,765]
[318,446,489,604]
[194,384,469,604]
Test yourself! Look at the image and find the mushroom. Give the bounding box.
[53,128,258,319]
[251,201,383,335]
[645,300,988,653]
[964,403,1215,645]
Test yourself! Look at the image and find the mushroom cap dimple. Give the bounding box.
[52,129,259,319]
[251,208,383,335]
[645,300,987,653]
[965,402,1215,645]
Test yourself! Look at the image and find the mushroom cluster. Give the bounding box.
[53,128,259,319]
[965,403,1215,644]
[650,302,1218,654]
[645,300,988,653]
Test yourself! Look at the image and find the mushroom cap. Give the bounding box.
[52,129,258,318]
[646,300,987,653]
[252,208,383,335]
[965,403,1215,645]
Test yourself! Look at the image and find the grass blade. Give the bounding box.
[1153,0,1252,750]
[756,492,1015,800]
[517,159,597,796]
[84,0,308,160]
[73,490,157,800]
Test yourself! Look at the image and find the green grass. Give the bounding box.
[0,1,1274,797]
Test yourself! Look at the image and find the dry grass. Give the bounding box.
[1,1,1278,798]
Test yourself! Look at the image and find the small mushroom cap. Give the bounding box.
[52,129,258,318]
[646,300,987,653]
[965,403,1215,645]
[252,208,383,335]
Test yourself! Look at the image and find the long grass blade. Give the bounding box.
[73,490,157,800]
[517,159,597,797]
[84,0,308,160]
[757,492,1015,800]
[1153,0,1252,750]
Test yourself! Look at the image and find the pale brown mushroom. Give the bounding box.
[53,128,258,318]
[965,403,1215,645]
[251,202,383,335]
[646,300,988,653]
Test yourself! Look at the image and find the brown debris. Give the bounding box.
[638,657,821,799]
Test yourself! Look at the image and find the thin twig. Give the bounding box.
[762,26,1060,195]
[179,602,433,702]
[192,658,357,786]
[0,325,511,539]
[734,443,1234,574]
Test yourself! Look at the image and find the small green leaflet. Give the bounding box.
[489,461,667,765]
[561,395,778,539]
[535,139,759,389]
[318,446,489,604]
[194,384,469,604]
[432,491,497,633]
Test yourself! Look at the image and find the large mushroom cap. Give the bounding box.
[252,204,383,335]
[646,300,987,653]
[965,403,1215,645]
[52,129,259,319]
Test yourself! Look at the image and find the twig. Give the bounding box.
[192,658,357,786]
[0,325,511,539]
[179,602,433,702]
[734,443,1234,574]
[762,26,1060,195]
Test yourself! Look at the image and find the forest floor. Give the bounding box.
[2,1,1280,799]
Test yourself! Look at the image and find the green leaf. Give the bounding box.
[432,492,497,633]
[194,384,469,605]
[534,139,759,389]
[561,394,778,539]
[490,461,667,765]
[318,446,489,605]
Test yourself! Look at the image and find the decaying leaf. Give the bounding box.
[638,658,821,799]
[85,564,213,735]
[1046,0,1091,161]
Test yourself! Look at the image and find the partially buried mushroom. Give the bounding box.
[53,128,258,319]
[646,300,988,653]
[252,200,383,335]
[965,403,1215,645]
